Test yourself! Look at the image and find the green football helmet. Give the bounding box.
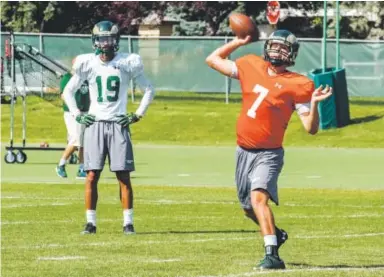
[264,29,299,67]
[92,21,120,54]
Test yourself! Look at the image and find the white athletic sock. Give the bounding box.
[86,210,96,226]
[59,158,66,166]
[79,163,84,170]
[264,235,277,247]
[123,209,133,226]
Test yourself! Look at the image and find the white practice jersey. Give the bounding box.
[64,52,154,121]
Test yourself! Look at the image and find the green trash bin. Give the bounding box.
[308,68,338,130]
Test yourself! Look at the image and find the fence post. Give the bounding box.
[39,33,44,97]
[128,36,135,103]
[224,37,231,104]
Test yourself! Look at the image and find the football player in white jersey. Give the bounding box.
[63,20,155,235]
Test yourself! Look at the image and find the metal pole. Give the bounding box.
[10,32,16,148]
[39,33,44,97]
[322,0,327,73]
[335,0,340,70]
[224,37,230,104]
[128,36,135,103]
[22,92,26,148]
[22,51,27,147]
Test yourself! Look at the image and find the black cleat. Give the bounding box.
[81,223,96,234]
[123,224,135,235]
[276,228,288,250]
[255,254,286,270]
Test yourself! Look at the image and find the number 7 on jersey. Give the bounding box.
[247,84,269,119]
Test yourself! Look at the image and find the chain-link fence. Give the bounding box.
[2,32,384,99]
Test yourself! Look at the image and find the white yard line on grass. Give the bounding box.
[197,266,384,277]
[2,214,382,226]
[37,256,86,261]
[146,258,182,263]
[1,216,227,225]
[2,196,384,209]
[3,233,384,250]
[178,174,191,177]
[2,203,70,208]
[297,233,384,239]
[306,175,322,179]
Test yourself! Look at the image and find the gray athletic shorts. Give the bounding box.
[83,121,135,172]
[235,146,284,208]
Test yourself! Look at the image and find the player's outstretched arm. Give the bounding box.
[205,36,251,79]
[299,85,333,135]
[134,73,155,117]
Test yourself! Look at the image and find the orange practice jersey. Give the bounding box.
[235,55,314,149]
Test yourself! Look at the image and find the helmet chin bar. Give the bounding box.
[269,58,286,66]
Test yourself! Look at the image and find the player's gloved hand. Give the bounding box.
[116,113,141,127]
[76,114,96,127]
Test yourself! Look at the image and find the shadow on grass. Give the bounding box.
[138,229,257,235]
[289,263,384,269]
[349,99,384,106]
[287,263,384,269]
[349,114,384,125]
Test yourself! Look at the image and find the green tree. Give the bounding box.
[1,1,62,32]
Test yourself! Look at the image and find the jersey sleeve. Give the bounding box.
[129,54,144,79]
[71,54,90,81]
[63,55,89,117]
[235,54,251,80]
[235,55,264,81]
[60,73,72,94]
[134,73,155,117]
[294,80,314,115]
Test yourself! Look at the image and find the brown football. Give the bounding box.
[229,13,259,41]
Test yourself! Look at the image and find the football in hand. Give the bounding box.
[229,13,259,41]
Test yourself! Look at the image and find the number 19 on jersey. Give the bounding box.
[96,75,120,102]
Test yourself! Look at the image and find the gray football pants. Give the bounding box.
[235,146,284,207]
[83,121,135,172]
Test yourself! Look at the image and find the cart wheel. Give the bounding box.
[16,150,27,164]
[4,151,16,164]
[69,153,78,164]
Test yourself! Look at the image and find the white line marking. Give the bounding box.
[2,196,81,200]
[1,216,227,225]
[2,203,70,208]
[283,203,384,209]
[2,213,382,226]
[2,196,383,209]
[197,266,384,277]
[3,233,384,250]
[37,256,86,261]
[282,214,384,219]
[297,232,384,239]
[178,174,191,177]
[306,175,322,179]
[147,258,182,263]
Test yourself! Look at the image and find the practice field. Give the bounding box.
[2,145,384,277]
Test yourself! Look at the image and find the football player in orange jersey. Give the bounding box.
[206,29,332,270]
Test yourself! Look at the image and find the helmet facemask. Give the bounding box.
[265,40,297,66]
[264,30,299,67]
[93,35,119,55]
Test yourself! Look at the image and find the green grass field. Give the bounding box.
[1,93,384,147]
[1,93,384,276]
